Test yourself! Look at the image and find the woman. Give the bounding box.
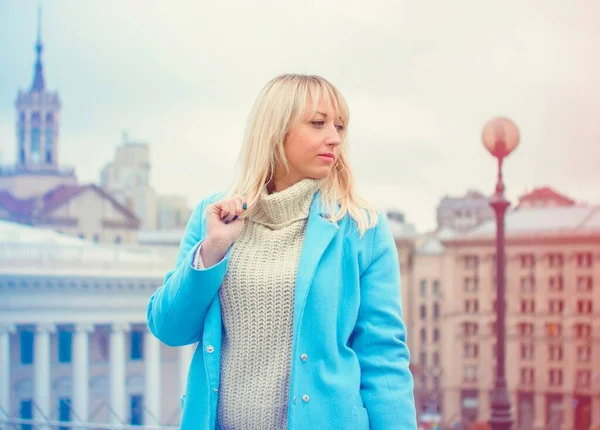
[147,74,417,430]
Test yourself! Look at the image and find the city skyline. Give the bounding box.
[0,1,598,231]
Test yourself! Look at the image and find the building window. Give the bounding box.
[59,398,71,430]
[433,352,440,366]
[546,323,562,338]
[520,299,535,314]
[58,330,72,363]
[520,275,535,293]
[464,343,479,358]
[433,376,440,391]
[549,299,564,315]
[520,343,534,360]
[463,322,478,337]
[433,328,440,343]
[549,369,563,386]
[575,324,591,339]
[20,399,33,430]
[576,370,591,389]
[520,368,534,385]
[432,280,440,297]
[419,351,427,366]
[576,276,592,292]
[519,254,535,268]
[420,305,427,320]
[577,300,592,315]
[464,255,479,269]
[465,299,479,314]
[548,253,564,268]
[130,395,144,425]
[45,127,53,163]
[577,345,591,363]
[20,330,34,365]
[518,323,534,337]
[31,126,41,164]
[420,280,427,297]
[420,328,426,342]
[130,331,144,360]
[464,365,477,383]
[548,275,564,292]
[433,302,440,320]
[575,252,592,268]
[548,344,563,361]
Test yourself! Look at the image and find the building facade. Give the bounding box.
[100,137,159,231]
[439,204,600,430]
[0,219,189,428]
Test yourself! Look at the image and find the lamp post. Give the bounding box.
[481,117,520,430]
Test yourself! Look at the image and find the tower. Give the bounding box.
[0,5,76,199]
[15,5,61,169]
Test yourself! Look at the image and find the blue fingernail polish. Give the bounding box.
[225,220,230,224]
[232,215,238,221]
[243,203,247,210]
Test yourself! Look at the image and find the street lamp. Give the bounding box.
[481,117,520,430]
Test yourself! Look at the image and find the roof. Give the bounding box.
[461,205,600,239]
[0,219,174,277]
[518,186,575,206]
[0,184,139,225]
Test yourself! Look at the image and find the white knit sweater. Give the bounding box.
[198,179,321,430]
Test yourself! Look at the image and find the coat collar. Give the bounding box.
[292,191,339,334]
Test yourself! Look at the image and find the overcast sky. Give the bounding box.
[0,0,598,231]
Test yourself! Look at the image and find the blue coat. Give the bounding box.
[147,192,417,429]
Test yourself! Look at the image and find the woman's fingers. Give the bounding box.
[219,196,247,223]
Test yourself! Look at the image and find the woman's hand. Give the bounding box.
[200,195,247,266]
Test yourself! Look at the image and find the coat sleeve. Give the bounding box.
[352,213,417,430]
[146,197,230,347]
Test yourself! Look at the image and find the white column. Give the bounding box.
[109,322,129,425]
[178,343,195,396]
[34,323,55,428]
[0,324,15,417]
[144,329,161,424]
[72,323,93,426]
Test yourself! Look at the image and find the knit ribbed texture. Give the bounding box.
[214,179,321,430]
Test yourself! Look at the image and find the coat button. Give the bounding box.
[300,353,308,362]
[302,394,310,403]
[206,345,215,353]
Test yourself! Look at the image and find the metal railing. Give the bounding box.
[0,417,178,429]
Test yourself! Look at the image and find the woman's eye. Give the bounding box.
[335,124,345,131]
[311,121,325,127]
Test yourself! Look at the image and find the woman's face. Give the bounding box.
[276,100,345,188]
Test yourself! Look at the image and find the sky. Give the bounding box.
[0,0,598,231]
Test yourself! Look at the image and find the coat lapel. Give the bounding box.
[293,192,338,333]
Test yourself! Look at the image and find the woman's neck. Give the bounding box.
[271,169,304,194]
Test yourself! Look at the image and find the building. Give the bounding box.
[436,190,495,233]
[157,195,191,230]
[0,219,190,428]
[438,203,600,430]
[0,11,140,244]
[100,136,159,231]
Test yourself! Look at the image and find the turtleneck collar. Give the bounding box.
[249,178,321,229]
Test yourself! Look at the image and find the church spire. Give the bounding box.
[31,3,45,92]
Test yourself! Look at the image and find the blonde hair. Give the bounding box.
[230,73,378,235]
